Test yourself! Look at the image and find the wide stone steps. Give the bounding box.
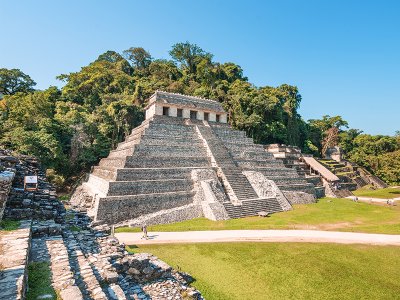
[142,130,197,139]
[197,125,260,201]
[114,167,194,181]
[92,166,117,181]
[263,176,309,185]
[236,159,285,168]
[46,237,84,299]
[223,197,283,218]
[107,179,193,196]
[140,138,203,147]
[134,144,206,155]
[278,183,315,192]
[251,167,300,176]
[99,158,126,168]
[145,124,196,132]
[125,156,210,168]
[108,148,134,158]
[97,191,195,223]
[63,231,110,299]
[124,128,147,142]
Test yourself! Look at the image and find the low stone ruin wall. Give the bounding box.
[0,172,14,221]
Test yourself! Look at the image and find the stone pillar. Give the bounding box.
[197,111,204,121]
[209,112,216,122]
[182,108,190,119]
[220,113,227,123]
[170,106,177,117]
[155,104,163,116]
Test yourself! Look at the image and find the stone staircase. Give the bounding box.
[196,125,259,201]
[195,123,288,217]
[210,124,316,204]
[317,159,359,191]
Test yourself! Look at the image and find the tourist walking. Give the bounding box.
[141,224,148,240]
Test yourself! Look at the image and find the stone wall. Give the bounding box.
[119,203,204,227]
[95,192,195,224]
[243,171,292,211]
[283,191,316,204]
[0,171,14,221]
[191,169,230,220]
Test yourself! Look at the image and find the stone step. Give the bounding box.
[96,191,195,223]
[125,156,210,168]
[133,145,206,156]
[107,179,193,196]
[115,167,195,181]
[124,130,146,143]
[46,237,83,297]
[108,147,134,158]
[143,130,197,139]
[116,139,140,151]
[140,138,203,147]
[92,166,117,181]
[62,230,112,299]
[99,158,126,168]
[223,197,283,218]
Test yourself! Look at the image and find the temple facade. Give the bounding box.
[72,91,316,225]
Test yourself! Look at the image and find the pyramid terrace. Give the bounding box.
[72,91,316,225]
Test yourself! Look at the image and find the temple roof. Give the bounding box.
[146,91,226,113]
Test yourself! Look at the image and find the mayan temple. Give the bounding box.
[72,91,316,225]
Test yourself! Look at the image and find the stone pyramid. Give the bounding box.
[72,91,315,225]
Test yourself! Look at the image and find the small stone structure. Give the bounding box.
[325,146,343,162]
[72,91,316,225]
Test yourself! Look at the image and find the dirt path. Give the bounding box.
[116,230,400,246]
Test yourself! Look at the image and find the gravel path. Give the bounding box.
[116,230,400,246]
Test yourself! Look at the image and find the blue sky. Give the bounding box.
[1,0,399,135]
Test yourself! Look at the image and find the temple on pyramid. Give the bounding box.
[72,91,316,225]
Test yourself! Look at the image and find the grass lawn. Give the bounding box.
[116,198,400,234]
[0,219,20,231]
[26,262,57,300]
[353,187,400,199]
[130,243,400,300]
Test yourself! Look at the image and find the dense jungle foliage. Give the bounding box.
[0,42,399,186]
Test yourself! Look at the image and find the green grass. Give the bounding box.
[353,187,400,199]
[116,198,400,234]
[0,219,20,231]
[26,262,58,300]
[70,225,81,232]
[58,194,70,202]
[129,243,400,300]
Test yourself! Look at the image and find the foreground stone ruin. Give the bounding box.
[73,91,316,226]
[0,151,203,299]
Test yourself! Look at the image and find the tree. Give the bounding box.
[308,115,349,155]
[277,84,302,146]
[0,68,36,95]
[123,47,152,70]
[169,42,212,74]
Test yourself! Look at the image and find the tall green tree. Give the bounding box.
[0,68,36,96]
[169,42,212,74]
[123,47,152,70]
